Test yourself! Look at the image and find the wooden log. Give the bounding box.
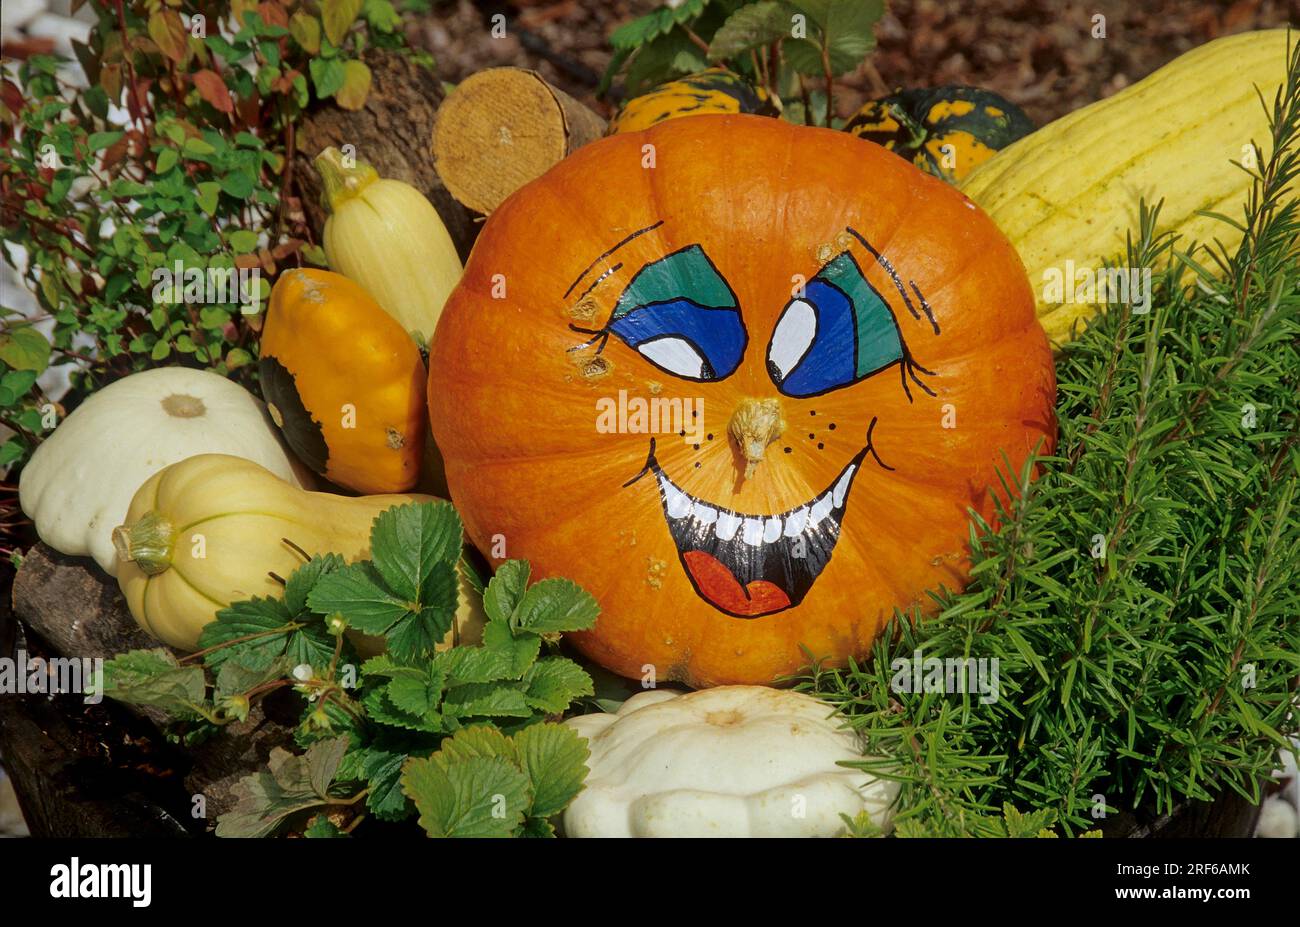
[3,546,298,831]
[431,67,607,216]
[294,49,479,261]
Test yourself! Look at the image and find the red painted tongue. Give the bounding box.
[682,550,792,617]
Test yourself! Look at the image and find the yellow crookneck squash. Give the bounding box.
[315,147,463,349]
[958,28,1292,346]
[428,114,1056,688]
[259,268,426,493]
[113,454,433,650]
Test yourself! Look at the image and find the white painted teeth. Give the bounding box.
[832,465,856,508]
[691,500,718,526]
[763,517,782,543]
[657,460,858,545]
[715,511,742,541]
[660,476,693,519]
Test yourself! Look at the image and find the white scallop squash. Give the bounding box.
[563,686,898,837]
[18,367,311,575]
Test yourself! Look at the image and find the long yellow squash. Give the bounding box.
[959,29,1292,346]
[315,147,463,349]
[113,454,483,651]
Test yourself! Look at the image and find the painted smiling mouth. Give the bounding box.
[635,442,869,618]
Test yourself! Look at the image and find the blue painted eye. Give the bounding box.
[607,246,746,381]
[767,253,903,397]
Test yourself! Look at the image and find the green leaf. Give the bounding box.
[215,737,348,837]
[402,754,531,837]
[384,562,458,663]
[481,619,542,677]
[228,228,259,254]
[335,59,372,111]
[304,814,348,837]
[321,0,364,47]
[308,562,411,636]
[100,649,208,719]
[512,578,600,634]
[285,553,347,615]
[360,749,410,820]
[433,725,518,767]
[309,56,346,99]
[199,596,296,671]
[196,181,220,216]
[483,559,529,623]
[522,657,594,714]
[219,169,256,199]
[155,147,179,174]
[385,665,447,719]
[442,681,532,719]
[370,501,463,602]
[290,12,322,53]
[435,642,517,685]
[86,130,124,151]
[709,1,794,62]
[215,655,287,700]
[0,324,51,372]
[514,722,589,818]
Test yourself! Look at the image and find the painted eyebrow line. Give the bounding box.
[563,220,665,299]
[844,225,941,335]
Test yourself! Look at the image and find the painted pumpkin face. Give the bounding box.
[428,115,1055,687]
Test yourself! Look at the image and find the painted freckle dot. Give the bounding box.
[808,433,815,440]
[707,433,714,441]
[829,423,836,430]
[784,447,792,454]
[693,444,700,450]
[818,442,825,450]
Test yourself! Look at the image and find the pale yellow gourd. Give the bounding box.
[112,454,482,651]
[315,147,463,348]
[958,29,1292,346]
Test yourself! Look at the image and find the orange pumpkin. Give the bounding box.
[428,115,1056,687]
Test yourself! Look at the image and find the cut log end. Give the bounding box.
[431,67,607,216]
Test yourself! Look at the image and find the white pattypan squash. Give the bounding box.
[563,686,898,837]
[19,367,311,575]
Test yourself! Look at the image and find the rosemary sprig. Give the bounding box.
[804,36,1300,836]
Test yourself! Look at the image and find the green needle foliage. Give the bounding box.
[803,40,1300,837]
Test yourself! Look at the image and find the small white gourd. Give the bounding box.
[563,685,898,837]
[19,367,310,575]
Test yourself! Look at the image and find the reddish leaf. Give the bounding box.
[258,2,290,29]
[192,70,234,114]
[148,9,188,63]
[1,80,23,117]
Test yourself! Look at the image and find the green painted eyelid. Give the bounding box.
[611,245,735,320]
[817,252,903,378]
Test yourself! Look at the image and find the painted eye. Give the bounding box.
[606,245,747,382]
[766,298,817,382]
[636,336,712,379]
[767,253,904,397]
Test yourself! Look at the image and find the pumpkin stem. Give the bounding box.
[729,398,785,480]
[313,146,379,212]
[112,511,176,576]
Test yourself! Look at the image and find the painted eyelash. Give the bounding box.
[846,225,942,336]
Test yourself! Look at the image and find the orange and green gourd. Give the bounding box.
[845,85,1034,182]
